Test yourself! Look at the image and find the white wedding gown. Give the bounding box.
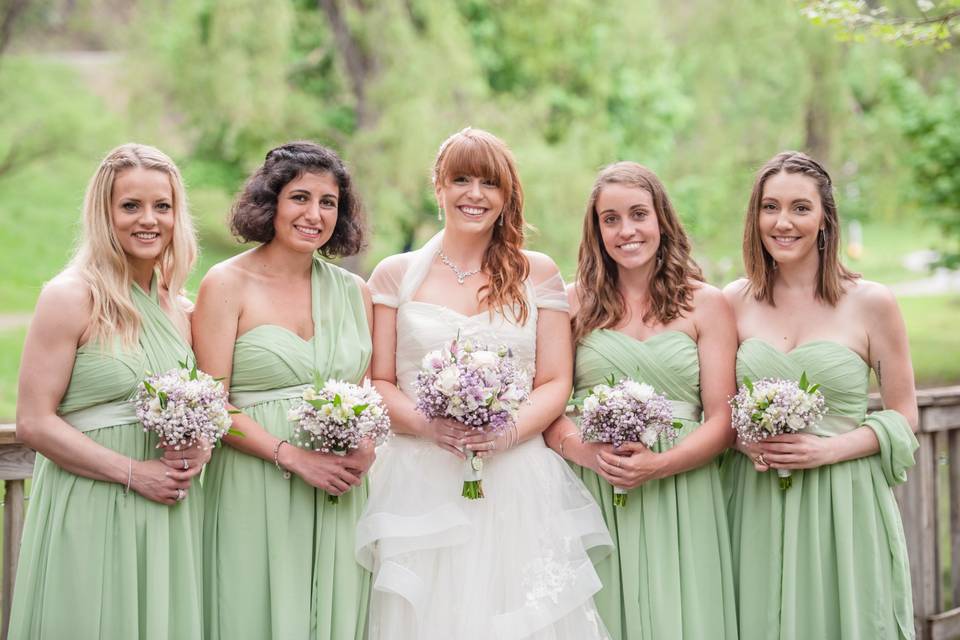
[356,233,613,640]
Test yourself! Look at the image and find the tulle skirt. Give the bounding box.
[357,434,613,640]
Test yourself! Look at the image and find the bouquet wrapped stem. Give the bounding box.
[415,336,530,501]
[288,376,390,505]
[730,372,826,491]
[576,375,681,508]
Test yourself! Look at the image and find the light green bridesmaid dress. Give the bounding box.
[202,257,372,640]
[721,339,918,640]
[9,278,203,639]
[572,329,738,640]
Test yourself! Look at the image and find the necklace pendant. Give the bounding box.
[457,275,466,284]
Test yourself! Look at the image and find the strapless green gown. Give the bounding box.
[572,330,738,640]
[9,279,203,639]
[202,258,372,640]
[721,339,918,640]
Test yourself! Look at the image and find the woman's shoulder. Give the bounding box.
[843,278,899,314]
[41,269,93,313]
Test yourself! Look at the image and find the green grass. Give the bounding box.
[0,328,24,422]
[900,294,960,387]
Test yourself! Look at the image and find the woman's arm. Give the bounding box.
[596,286,738,487]
[192,265,361,494]
[17,276,194,504]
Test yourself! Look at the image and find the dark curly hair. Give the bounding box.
[230,141,366,257]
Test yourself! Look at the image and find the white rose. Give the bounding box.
[640,428,659,447]
[583,395,600,414]
[623,381,655,403]
[591,384,612,401]
[435,367,461,395]
[786,414,806,432]
[149,397,163,415]
[469,350,500,369]
[302,387,317,401]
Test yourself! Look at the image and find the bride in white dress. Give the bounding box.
[356,128,612,640]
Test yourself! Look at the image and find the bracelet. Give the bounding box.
[558,431,579,459]
[273,439,292,479]
[124,458,133,495]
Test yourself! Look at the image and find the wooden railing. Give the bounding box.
[0,387,958,638]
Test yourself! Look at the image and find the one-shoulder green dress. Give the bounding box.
[721,339,918,640]
[9,279,203,639]
[202,258,372,640]
[572,330,738,640]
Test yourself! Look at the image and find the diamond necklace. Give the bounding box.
[438,249,482,285]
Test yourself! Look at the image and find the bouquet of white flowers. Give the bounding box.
[577,376,681,506]
[729,372,827,490]
[135,359,237,450]
[287,375,391,503]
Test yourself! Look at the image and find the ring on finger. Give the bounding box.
[755,453,767,466]
[614,457,621,468]
[182,458,190,470]
[176,488,185,502]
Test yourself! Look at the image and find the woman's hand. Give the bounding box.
[418,417,473,459]
[342,438,376,476]
[596,443,667,490]
[562,436,608,473]
[160,441,211,479]
[735,438,772,472]
[130,459,194,505]
[280,445,362,496]
[757,433,836,470]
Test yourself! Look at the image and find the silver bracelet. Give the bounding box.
[274,439,291,479]
[124,458,133,495]
[558,430,578,459]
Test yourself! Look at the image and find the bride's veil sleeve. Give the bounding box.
[367,232,444,308]
[532,269,570,312]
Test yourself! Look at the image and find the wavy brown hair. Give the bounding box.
[573,162,703,343]
[743,151,858,306]
[433,128,531,325]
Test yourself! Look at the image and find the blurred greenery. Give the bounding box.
[0,0,958,422]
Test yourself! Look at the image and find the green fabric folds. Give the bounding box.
[722,338,916,640]
[572,329,737,640]
[202,258,372,640]
[9,277,203,639]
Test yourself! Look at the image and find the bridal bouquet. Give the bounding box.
[287,376,391,503]
[135,359,236,450]
[578,377,682,506]
[729,372,826,490]
[414,336,530,499]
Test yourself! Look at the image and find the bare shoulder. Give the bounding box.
[722,278,751,309]
[40,270,93,316]
[523,250,561,282]
[845,278,900,316]
[691,281,727,309]
[198,256,248,294]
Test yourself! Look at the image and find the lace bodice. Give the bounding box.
[368,232,569,400]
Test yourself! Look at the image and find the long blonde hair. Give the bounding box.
[574,162,703,343]
[433,128,531,325]
[69,143,197,346]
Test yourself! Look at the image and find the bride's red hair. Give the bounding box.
[433,128,531,325]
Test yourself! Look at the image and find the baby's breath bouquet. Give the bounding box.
[414,336,530,500]
[578,376,682,506]
[730,372,827,490]
[135,359,238,450]
[287,375,391,503]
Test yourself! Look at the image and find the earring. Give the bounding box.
[656,249,663,267]
[498,213,504,227]
[438,207,443,222]
[818,228,827,251]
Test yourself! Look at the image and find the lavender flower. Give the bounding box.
[729,372,827,489]
[287,377,391,503]
[414,336,530,499]
[578,377,681,506]
[135,359,235,450]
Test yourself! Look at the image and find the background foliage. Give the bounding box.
[0,0,957,419]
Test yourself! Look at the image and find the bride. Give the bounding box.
[356,128,612,639]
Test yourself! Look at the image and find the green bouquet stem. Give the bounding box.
[613,486,628,507]
[778,468,793,491]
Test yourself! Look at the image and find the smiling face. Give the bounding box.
[757,171,824,266]
[436,174,506,233]
[595,183,661,272]
[110,167,175,269]
[272,171,339,253]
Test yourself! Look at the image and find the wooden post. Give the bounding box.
[2,479,25,640]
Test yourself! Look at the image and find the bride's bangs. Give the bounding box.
[436,132,513,197]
